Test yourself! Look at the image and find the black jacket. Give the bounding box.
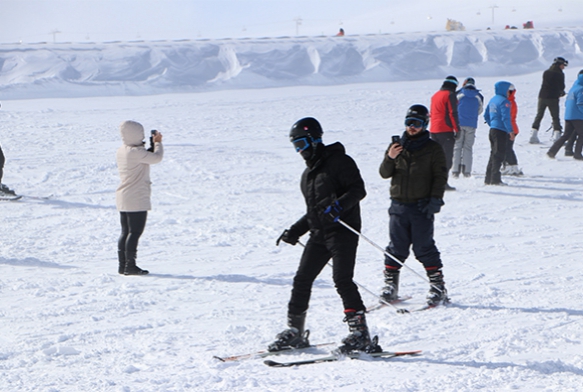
[538,64,566,99]
[290,142,366,239]
[379,131,447,203]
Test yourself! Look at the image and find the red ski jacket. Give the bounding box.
[429,89,461,133]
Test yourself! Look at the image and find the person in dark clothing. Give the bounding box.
[378,105,450,307]
[547,69,583,160]
[271,117,381,354]
[0,103,18,198]
[484,81,514,185]
[430,75,461,190]
[530,57,568,144]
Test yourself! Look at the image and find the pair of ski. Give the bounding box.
[367,295,450,314]
[215,343,421,367]
[0,194,52,202]
[264,348,422,367]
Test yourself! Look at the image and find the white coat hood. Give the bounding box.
[120,120,145,146]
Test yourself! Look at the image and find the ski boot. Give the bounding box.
[268,312,310,352]
[529,129,540,144]
[0,183,17,197]
[337,310,382,354]
[124,251,149,275]
[380,267,400,303]
[552,130,562,142]
[426,268,450,307]
[506,165,523,176]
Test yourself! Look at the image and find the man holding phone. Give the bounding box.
[378,104,450,307]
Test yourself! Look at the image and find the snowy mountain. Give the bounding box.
[1,27,583,99]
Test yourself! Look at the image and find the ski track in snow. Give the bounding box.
[2,72,583,391]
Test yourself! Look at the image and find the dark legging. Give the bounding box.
[118,211,148,253]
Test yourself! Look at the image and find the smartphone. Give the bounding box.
[391,135,400,144]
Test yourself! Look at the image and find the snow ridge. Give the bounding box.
[1,27,583,99]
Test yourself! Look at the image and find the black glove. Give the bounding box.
[454,131,461,140]
[276,229,300,246]
[418,197,444,219]
[323,200,343,223]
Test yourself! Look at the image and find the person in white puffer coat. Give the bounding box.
[116,120,163,275]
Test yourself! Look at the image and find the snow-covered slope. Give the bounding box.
[1,27,583,99]
[2,71,583,391]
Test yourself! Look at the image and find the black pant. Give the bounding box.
[485,128,508,185]
[0,143,5,183]
[548,120,583,157]
[504,139,518,166]
[385,201,442,271]
[288,231,364,315]
[430,132,455,172]
[532,98,562,131]
[118,211,148,253]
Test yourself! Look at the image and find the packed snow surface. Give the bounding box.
[1,27,583,392]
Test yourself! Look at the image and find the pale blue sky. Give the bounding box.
[1,0,581,44]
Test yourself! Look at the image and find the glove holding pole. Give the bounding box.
[323,200,343,223]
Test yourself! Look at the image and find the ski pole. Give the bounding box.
[296,240,402,312]
[337,219,445,294]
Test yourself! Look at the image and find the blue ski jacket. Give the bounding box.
[484,81,513,133]
[565,73,583,121]
[457,86,484,128]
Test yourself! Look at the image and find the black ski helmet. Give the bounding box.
[405,104,429,130]
[289,117,323,161]
[553,57,568,66]
[289,117,323,141]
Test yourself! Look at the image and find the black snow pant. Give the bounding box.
[118,211,148,253]
[385,201,442,271]
[485,128,509,185]
[288,230,364,315]
[504,138,518,166]
[548,120,583,158]
[532,98,562,131]
[430,132,455,172]
[0,143,5,183]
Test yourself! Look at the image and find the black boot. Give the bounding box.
[380,268,400,303]
[426,268,449,306]
[268,312,310,352]
[337,310,382,354]
[118,251,126,274]
[124,251,149,276]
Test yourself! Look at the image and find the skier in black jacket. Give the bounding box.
[270,117,381,354]
[530,57,568,143]
[378,105,450,307]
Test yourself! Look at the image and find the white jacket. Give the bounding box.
[116,121,163,212]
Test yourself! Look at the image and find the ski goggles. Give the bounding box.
[292,137,321,152]
[404,117,425,128]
